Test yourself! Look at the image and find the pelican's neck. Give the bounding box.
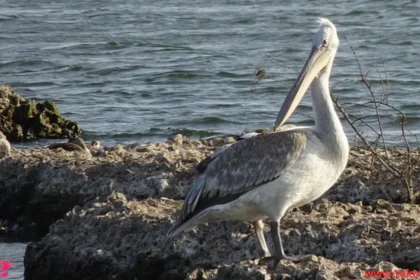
[310,70,344,136]
[310,70,349,166]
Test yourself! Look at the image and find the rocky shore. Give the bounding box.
[1,135,419,279]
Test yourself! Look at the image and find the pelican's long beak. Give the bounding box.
[273,45,332,132]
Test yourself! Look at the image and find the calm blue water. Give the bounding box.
[1,0,419,277]
[1,0,419,148]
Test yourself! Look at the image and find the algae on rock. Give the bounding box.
[0,85,81,141]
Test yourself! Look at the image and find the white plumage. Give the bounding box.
[0,131,11,159]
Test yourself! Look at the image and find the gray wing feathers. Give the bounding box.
[181,130,307,220]
[188,176,205,213]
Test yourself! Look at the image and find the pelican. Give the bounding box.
[0,131,11,159]
[167,18,349,262]
[87,140,101,151]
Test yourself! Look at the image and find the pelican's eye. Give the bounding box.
[322,39,328,47]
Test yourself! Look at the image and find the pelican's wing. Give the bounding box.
[196,131,263,173]
[196,143,234,173]
[181,130,307,221]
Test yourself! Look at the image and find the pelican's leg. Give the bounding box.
[253,220,271,257]
[270,221,302,262]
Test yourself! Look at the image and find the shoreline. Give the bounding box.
[1,135,419,279]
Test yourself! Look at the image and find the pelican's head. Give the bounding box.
[273,18,339,132]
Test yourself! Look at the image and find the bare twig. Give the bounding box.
[331,94,400,176]
[336,38,415,203]
[374,66,389,103]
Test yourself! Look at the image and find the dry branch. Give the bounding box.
[332,37,415,203]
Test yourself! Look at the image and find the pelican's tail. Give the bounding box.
[166,221,184,238]
[166,209,210,238]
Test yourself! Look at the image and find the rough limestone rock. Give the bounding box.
[0,85,81,141]
[0,135,419,279]
[24,194,420,279]
[0,135,221,239]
